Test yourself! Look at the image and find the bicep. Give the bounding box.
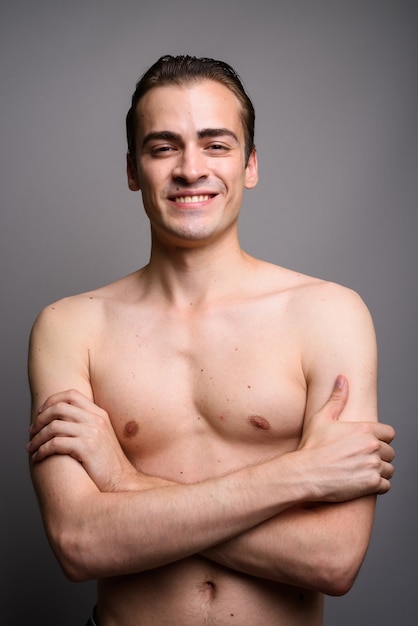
[28,303,98,512]
[301,286,378,547]
[28,302,94,419]
[303,285,378,426]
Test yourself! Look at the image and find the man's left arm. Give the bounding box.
[202,283,386,595]
[201,480,376,596]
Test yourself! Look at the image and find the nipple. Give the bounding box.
[248,415,271,431]
[123,420,139,437]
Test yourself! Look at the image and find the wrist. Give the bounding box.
[274,449,319,504]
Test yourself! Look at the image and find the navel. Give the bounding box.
[248,415,271,431]
[123,420,139,437]
[199,579,216,601]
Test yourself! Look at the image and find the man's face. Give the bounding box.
[127,80,258,247]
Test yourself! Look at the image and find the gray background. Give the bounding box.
[1,1,417,624]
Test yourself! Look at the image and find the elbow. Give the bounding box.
[61,559,94,584]
[47,523,97,582]
[62,564,91,584]
[319,551,363,597]
[321,570,356,597]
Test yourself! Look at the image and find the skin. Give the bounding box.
[28,80,395,626]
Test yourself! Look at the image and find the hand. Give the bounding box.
[27,389,159,492]
[298,375,395,501]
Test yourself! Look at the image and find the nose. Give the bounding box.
[172,145,209,183]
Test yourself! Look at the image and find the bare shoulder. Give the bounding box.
[28,272,143,407]
[277,267,376,390]
[31,270,142,337]
[288,272,372,321]
[284,268,374,340]
[256,259,371,319]
[254,259,376,363]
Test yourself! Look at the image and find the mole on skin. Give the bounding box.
[124,420,139,437]
[248,415,271,431]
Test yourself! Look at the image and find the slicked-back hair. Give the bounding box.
[126,55,255,166]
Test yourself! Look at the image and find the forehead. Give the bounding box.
[135,80,244,139]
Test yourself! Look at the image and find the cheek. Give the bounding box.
[138,163,168,192]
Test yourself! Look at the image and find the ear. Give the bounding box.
[244,148,258,189]
[126,153,141,191]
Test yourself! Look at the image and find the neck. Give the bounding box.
[141,232,254,309]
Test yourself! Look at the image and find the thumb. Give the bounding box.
[320,375,349,421]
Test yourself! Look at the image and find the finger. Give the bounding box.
[378,441,395,463]
[381,460,395,481]
[377,460,395,493]
[31,393,106,435]
[318,375,349,422]
[38,389,95,415]
[376,477,392,495]
[373,423,396,445]
[28,419,82,453]
[30,400,94,436]
[31,402,80,435]
[30,435,85,463]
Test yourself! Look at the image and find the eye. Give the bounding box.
[207,143,229,153]
[150,145,176,157]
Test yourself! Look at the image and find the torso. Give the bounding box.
[84,261,325,625]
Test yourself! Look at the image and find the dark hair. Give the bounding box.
[126,55,255,165]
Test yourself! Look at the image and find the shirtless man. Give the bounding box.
[27,55,395,626]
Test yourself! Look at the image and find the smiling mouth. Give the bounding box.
[172,194,215,204]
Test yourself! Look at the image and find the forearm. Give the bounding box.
[32,451,311,581]
[105,457,375,593]
[202,497,376,596]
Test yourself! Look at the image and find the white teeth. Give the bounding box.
[174,195,210,203]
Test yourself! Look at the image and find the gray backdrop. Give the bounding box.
[1,1,417,624]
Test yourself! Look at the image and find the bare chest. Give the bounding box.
[90,303,307,480]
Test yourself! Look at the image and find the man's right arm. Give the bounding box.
[27,305,295,579]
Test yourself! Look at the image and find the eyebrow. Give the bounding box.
[141,128,239,148]
[197,128,239,143]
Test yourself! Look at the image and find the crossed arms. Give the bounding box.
[27,290,395,596]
